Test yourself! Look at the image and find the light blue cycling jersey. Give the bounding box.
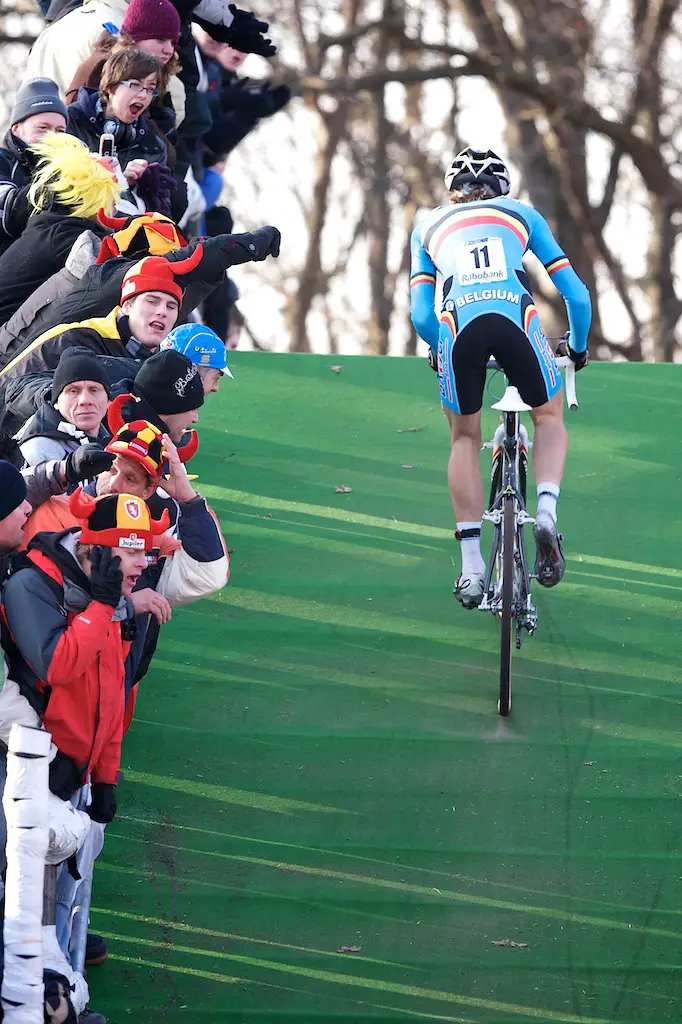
[409,195,591,352]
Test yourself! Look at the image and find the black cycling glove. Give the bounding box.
[65,444,115,484]
[89,546,123,608]
[427,347,438,373]
[556,337,589,372]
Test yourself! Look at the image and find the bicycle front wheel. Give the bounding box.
[499,495,515,716]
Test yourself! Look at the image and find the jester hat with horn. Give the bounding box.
[120,247,204,306]
[96,209,188,264]
[107,396,199,464]
[69,486,169,551]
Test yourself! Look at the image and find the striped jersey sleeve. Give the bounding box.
[409,224,439,349]
[527,208,592,353]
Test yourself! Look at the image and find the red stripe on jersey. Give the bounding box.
[432,213,528,258]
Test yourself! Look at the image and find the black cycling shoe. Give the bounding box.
[85,932,108,967]
[534,513,565,587]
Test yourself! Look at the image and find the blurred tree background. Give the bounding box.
[1,0,682,359]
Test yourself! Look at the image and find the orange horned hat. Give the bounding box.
[69,487,169,551]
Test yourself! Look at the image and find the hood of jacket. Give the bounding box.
[0,130,33,172]
[27,527,129,619]
[15,398,108,446]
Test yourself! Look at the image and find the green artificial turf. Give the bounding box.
[89,355,682,1023]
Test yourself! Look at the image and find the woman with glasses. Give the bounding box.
[67,49,174,216]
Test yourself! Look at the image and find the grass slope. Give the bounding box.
[90,355,682,1024]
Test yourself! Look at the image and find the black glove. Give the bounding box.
[88,782,117,824]
[224,4,276,56]
[218,226,281,264]
[65,444,115,484]
[556,336,589,372]
[48,750,83,800]
[89,545,123,608]
[222,82,276,117]
[427,347,438,373]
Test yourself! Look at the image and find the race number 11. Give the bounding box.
[457,236,508,286]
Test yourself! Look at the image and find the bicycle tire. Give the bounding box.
[499,495,515,716]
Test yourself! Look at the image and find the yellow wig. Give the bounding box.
[28,133,122,219]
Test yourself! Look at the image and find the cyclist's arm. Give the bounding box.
[527,209,592,353]
[409,226,439,349]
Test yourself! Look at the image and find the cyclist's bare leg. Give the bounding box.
[529,388,567,587]
[529,389,567,488]
[444,407,486,605]
[444,407,484,522]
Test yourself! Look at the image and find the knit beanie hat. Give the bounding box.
[52,347,111,403]
[120,248,203,305]
[10,78,68,128]
[0,460,27,523]
[122,0,181,43]
[70,487,169,551]
[106,419,165,477]
[134,350,205,415]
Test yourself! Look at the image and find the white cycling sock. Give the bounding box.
[456,522,485,577]
[537,482,560,522]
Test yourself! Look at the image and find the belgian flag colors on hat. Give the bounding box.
[120,247,204,305]
[69,487,169,551]
[96,209,187,264]
[105,420,165,478]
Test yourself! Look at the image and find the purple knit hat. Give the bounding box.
[122,0,181,43]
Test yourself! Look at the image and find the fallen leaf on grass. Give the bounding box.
[584,761,595,766]
[338,945,361,953]
[226,547,235,554]
[401,465,415,470]
[397,426,423,433]
[330,365,342,373]
[335,485,353,493]
[492,939,529,948]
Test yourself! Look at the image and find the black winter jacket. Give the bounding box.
[0,210,108,328]
[0,132,37,257]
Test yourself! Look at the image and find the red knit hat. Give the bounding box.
[69,487,170,551]
[122,0,181,43]
[120,247,204,305]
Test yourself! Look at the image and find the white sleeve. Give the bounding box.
[155,546,229,607]
[192,0,234,27]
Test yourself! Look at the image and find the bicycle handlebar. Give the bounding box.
[486,355,578,411]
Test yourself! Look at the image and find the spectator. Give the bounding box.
[113,347,205,443]
[15,348,111,468]
[0,132,120,329]
[66,0,186,132]
[0,222,280,374]
[67,48,174,215]
[225,303,244,350]
[0,249,203,381]
[0,209,189,369]
[0,78,68,257]
[161,321,233,394]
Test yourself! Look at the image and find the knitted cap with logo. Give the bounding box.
[120,247,203,305]
[69,487,169,550]
[133,350,205,415]
[106,420,165,478]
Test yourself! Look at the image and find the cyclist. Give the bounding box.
[410,148,591,608]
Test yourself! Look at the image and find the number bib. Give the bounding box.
[456,236,508,286]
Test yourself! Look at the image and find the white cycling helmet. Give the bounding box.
[444,148,511,196]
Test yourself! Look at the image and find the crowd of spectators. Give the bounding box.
[0,0,287,1017]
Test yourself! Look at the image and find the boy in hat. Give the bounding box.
[0,78,68,256]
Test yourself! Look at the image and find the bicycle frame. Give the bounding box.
[478,356,577,715]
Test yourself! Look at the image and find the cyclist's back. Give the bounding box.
[409,148,592,607]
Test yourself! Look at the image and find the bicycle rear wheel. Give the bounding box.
[499,495,515,716]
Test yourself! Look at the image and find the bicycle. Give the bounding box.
[479,355,578,716]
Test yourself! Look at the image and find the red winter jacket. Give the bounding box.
[2,531,131,787]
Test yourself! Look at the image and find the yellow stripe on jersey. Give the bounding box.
[546,256,571,275]
[523,303,538,335]
[429,207,529,257]
[410,272,436,288]
[440,311,457,336]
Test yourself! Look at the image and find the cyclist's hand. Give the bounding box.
[557,337,589,372]
[427,347,438,373]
